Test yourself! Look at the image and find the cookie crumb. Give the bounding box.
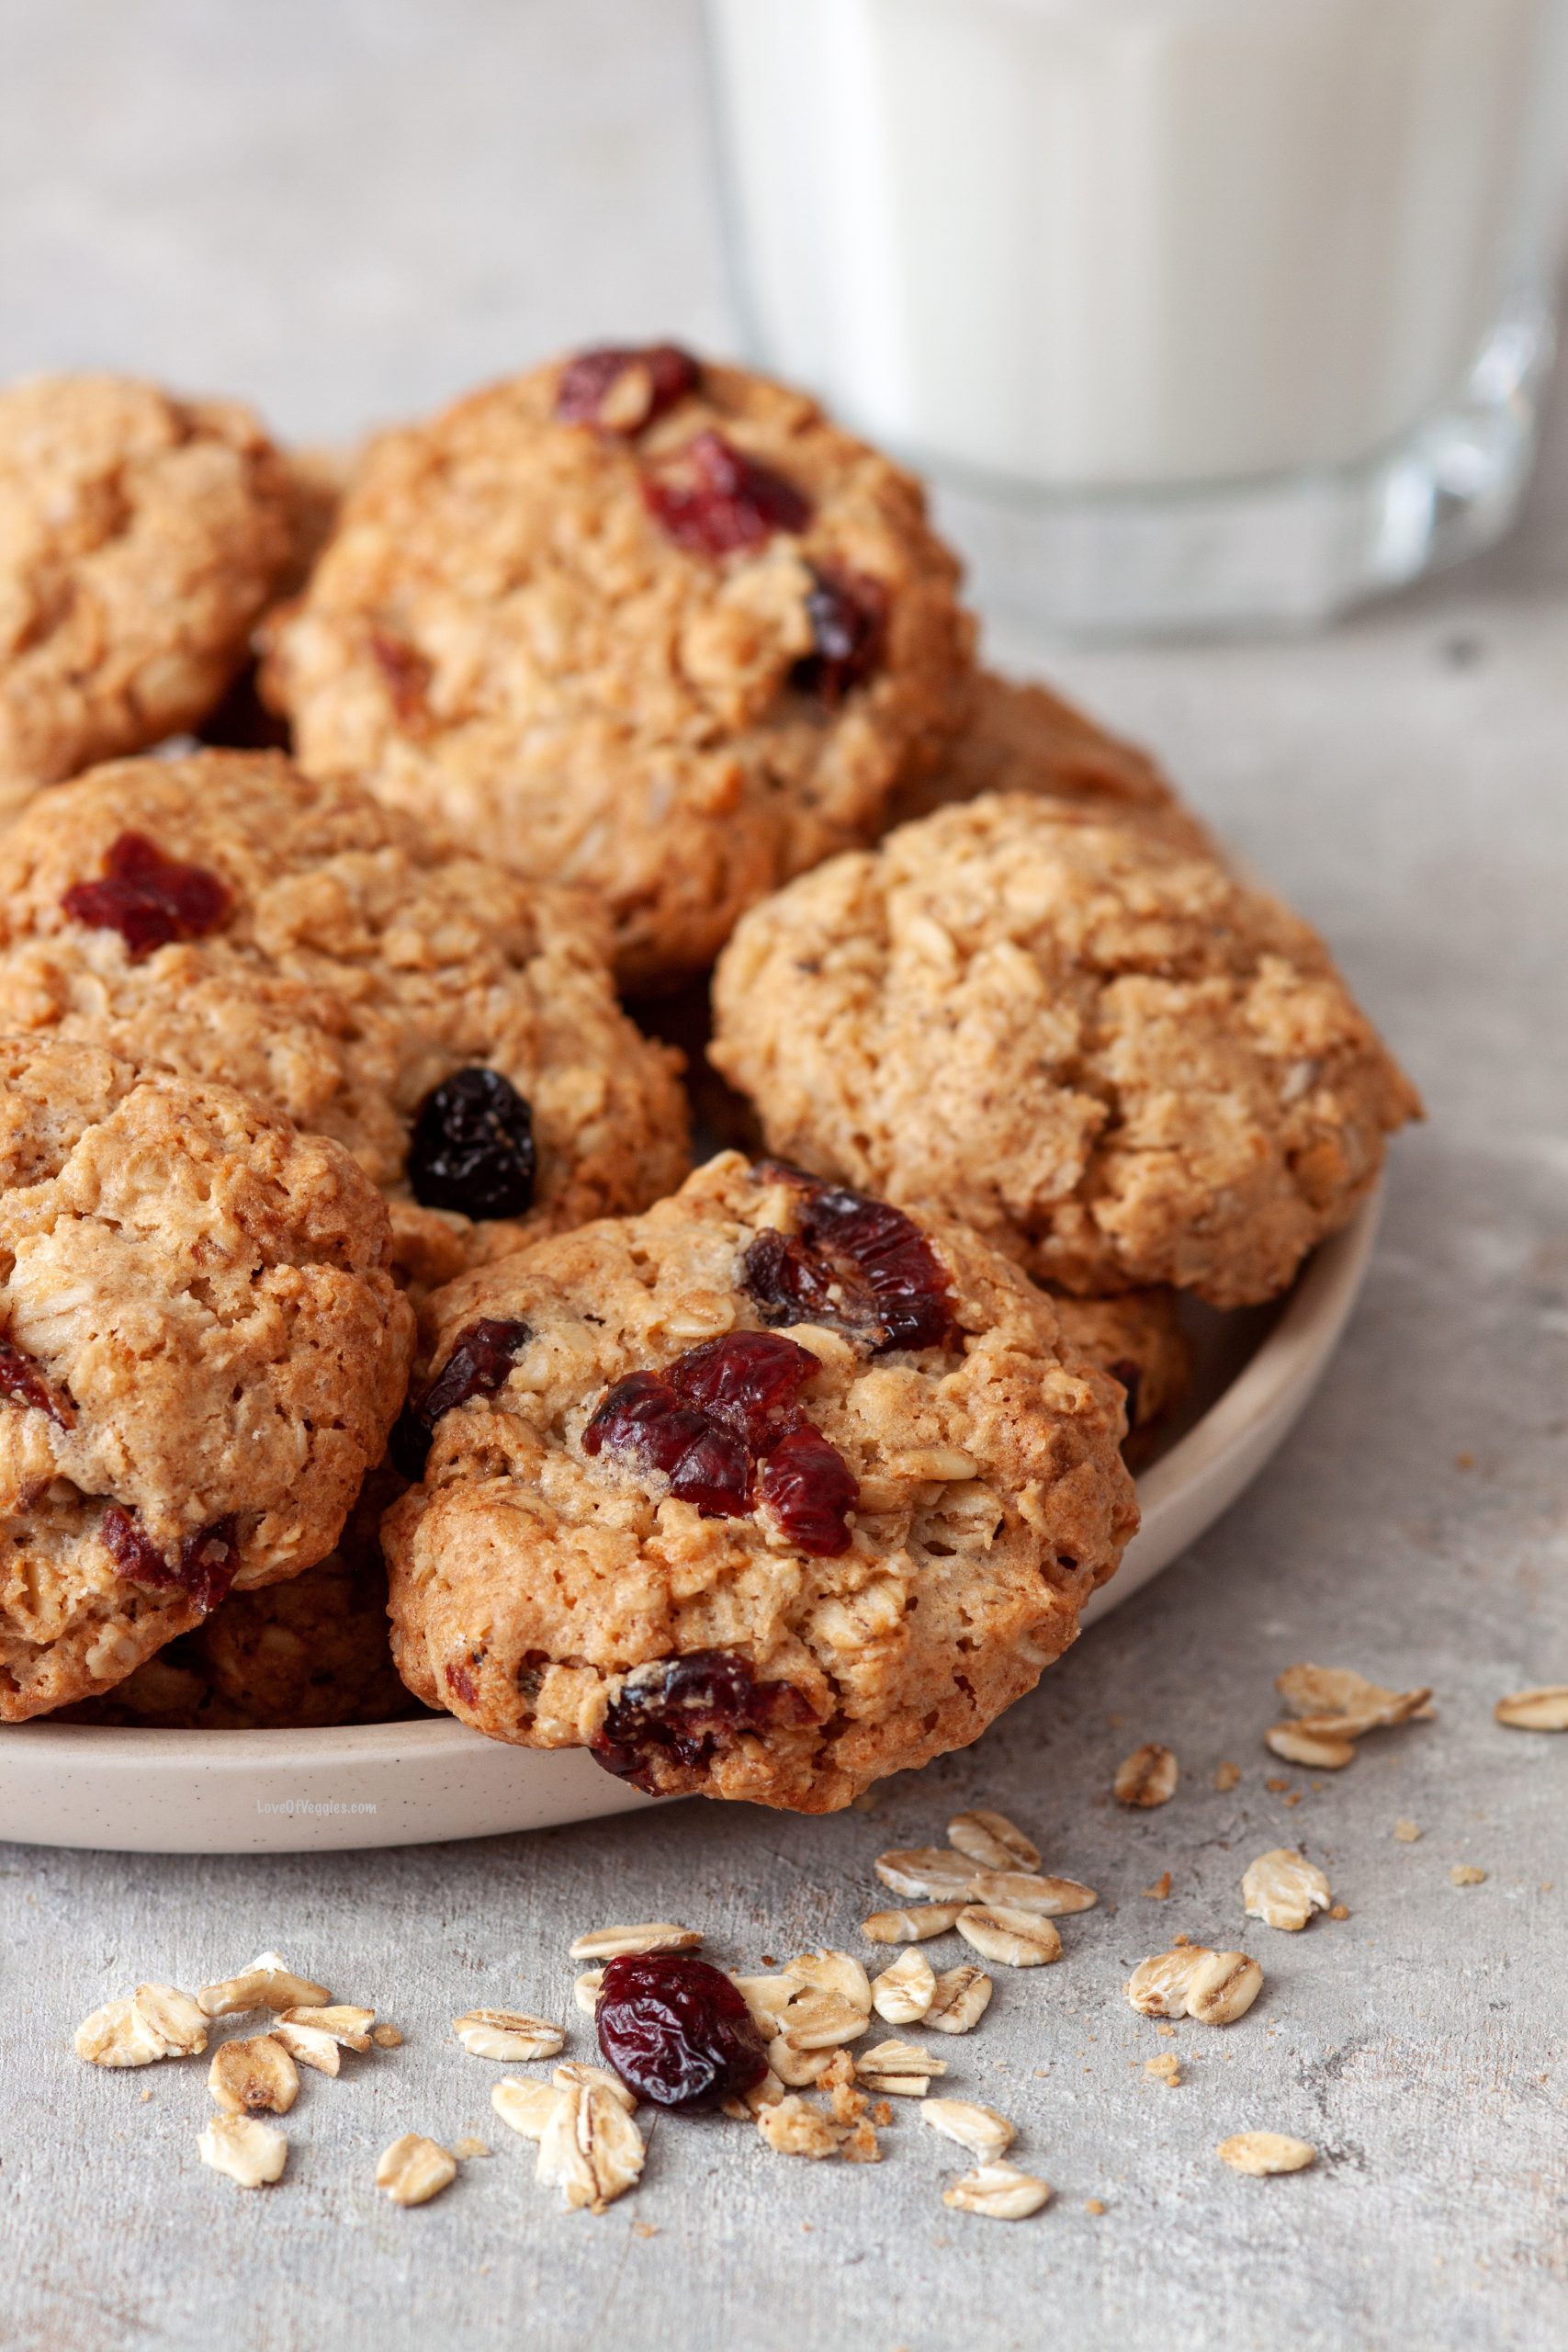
[371,2022,403,2048]
[1393,1818,1422,1843]
[1114,1743,1178,1807]
[1450,1864,1486,1887]
[1213,1760,1241,1792]
[1085,2197,1107,2215]
[1141,1872,1172,1901]
[1329,1904,1350,1921]
[1144,2054,1182,2088]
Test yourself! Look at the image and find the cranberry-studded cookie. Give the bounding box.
[0,375,295,808]
[711,795,1420,1308]
[0,1036,412,1720]
[1048,1288,1192,1464]
[0,749,689,1290]
[382,1153,1137,1813]
[62,1473,418,1730]
[260,346,976,990]
[886,668,1214,855]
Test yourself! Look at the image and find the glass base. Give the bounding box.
[925,297,1556,640]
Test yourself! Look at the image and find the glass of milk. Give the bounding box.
[704,0,1568,635]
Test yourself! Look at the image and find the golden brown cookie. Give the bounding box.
[0,748,690,1291]
[0,1035,412,1721]
[260,346,976,990]
[382,1152,1136,1813]
[0,374,294,803]
[711,795,1420,1308]
[1047,1287,1192,1462]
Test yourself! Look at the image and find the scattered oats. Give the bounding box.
[1217,2132,1316,2177]
[768,2033,835,2088]
[1450,1864,1487,1887]
[1213,1760,1242,1792]
[1265,1724,1357,1770]
[197,1952,330,2019]
[371,2022,403,2049]
[76,1984,207,2068]
[857,2038,945,2097]
[453,2138,491,2161]
[1126,1947,1262,2026]
[924,1965,993,2034]
[781,1951,873,2012]
[1243,1849,1332,1933]
[271,2018,344,2076]
[1085,2197,1107,2215]
[1329,1904,1350,1921]
[491,2076,563,2143]
[871,1948,937,2024]
[919,2098,1015,2160]
[128,1984,209,2056]
[280,2004,374,2052]
[208,2034,299,2117]
[721,2067,784,2120]
[1144,2054,1182,2087]
[776,1990,871,2051]
[943,2161,1051,2220]
[1393,1818,1423,1843]
[139,2087,153,2103]
[967,1870,1097,1917]
[946,1810,1042,1872]
[452,2008,566,2062]
[955,1905,1063,1969]
[198,2113,287,2189]
[1495,1687,1568,1732]
[574,1969,605,2017]
[861,1904,965,1945]
[377,2133,457,2207]
[537,2078,646,2211]
[729,1973,793,2034]
[554,2061,637,2110]
[874,1848,979,1902]
[757,2094,846,2159]
[568,1923,701,1962]
[1276,1664,1433,1735]
[1114,1743,1179,1807]
[1142,1872,1172,1901]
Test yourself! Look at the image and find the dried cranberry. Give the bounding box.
[595,1949,768,2110]
[743,1168,954,1352]
[665,1329,817,1453]
[62,831,231,960]
[101,1506,239,1615]
[792,565,887,703]
[0,1332,72,1427]
[555,343,701,433]
[582,1371,750,1518]
[758,1422,860,1555]
[389,1316,533,1479]
[408,1068,536,1220]
[446,1661,479,1705]
[593,1648,813,1782]
[642,429,811,557]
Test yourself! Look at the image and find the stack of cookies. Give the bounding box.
[0,348,1417,1810]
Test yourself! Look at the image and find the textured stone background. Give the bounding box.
[1,6,1564,2348]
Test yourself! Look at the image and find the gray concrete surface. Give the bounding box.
[1,6,1564,2348]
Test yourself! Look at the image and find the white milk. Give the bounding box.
[705,0,1564,492]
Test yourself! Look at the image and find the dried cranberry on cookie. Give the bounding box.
[0,1035,412,1721]
[259,346,976,990]
[381,1153,1137,1813]
[0,748,689,1290]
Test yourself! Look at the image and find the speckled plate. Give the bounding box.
[0,1189,1380,1853]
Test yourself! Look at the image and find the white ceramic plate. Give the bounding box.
[0,1190,1380,1854]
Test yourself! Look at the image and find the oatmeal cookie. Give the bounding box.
[260,345,975,990]
[711,795,1420,1307]
[887,668,1213,855]
[0,374,294,803]
[1048,1287,1192,1462]
[0,748,689,1290]
[0,1035,412,1721]
[382,1152,1136,1813]
[62,1473,418,1729]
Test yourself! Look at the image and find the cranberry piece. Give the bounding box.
[642,429,811,557]
[0,1332,72,1427]
[408,1068,536,1220]
[389,1316,533,1479]
[665,1329,817,1453]
[555,343,701,434]
[582,1371,750,1518]
[792,565,887,703]
[758,1422,859,1556]
[446,1661,479,1706]
[596,1949,769,2110]
[62,831,231,960]
[594,1647,813,1779]
[101,1506,239,1615]
[743,1169,955,1352]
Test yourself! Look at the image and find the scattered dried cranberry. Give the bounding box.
[743,1167,955,1352]
[555,343,701,433]
[596,1948,769,2110]
[642,429,811,557]
[101,1506,239,1615]
[62,831,231,960]
[582,1369,750,1518]
[0,1332,72,1427]
[408,1068,536,1220]
[758,1421,860,1555]
[792,565,887,703]
[389,1316,533,1479]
